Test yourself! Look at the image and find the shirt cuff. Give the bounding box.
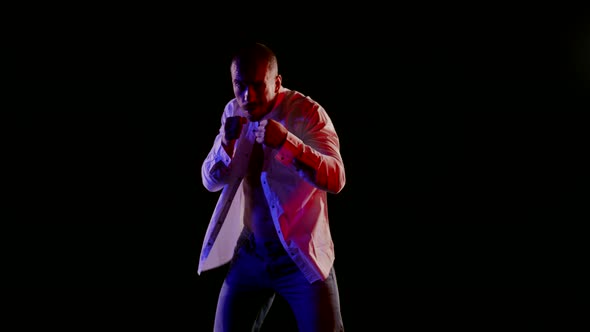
[275,132,303,167]
[215,143,232,166]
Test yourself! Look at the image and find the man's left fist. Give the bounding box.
[255,119,288,149]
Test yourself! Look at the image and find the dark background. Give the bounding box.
[8,4,588,331]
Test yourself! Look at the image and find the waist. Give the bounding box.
[239,228,286,259]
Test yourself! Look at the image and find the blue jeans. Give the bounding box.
[214,231,344,331]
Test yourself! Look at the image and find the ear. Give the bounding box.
[275,74,282,93]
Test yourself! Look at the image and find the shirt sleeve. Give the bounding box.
[201,102,241,192]
[274,106,346,194]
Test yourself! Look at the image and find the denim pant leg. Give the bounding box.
[214,234,276,332]
[261,240,344,332]
[272,259,345,332]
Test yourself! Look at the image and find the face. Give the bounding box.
[231,59,281,122]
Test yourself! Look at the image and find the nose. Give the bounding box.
[244,85,255,102]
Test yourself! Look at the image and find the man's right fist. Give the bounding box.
[224,116,246,141]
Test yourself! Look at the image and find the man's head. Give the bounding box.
[230,43,282,122]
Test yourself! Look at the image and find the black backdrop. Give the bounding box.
[9,5,588,331]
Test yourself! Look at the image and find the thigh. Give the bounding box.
[279,267,345,332]
[214,281,275,332]
[214,245,275,332]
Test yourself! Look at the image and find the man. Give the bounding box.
[199,42,346,331]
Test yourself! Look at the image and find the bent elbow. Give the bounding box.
[202,178,223,192]
[332,169,346,194]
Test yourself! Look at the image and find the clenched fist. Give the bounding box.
[223,116,246,144]
[255,119,288,149]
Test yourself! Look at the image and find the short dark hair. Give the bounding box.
[231,42,278,72]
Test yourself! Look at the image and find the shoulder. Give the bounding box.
[280,88,322,110]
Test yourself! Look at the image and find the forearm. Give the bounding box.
[201,137,233,192]
[276,132,346,194]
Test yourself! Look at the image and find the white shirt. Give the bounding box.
[198,87,346,283]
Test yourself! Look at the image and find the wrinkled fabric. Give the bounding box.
[199,87,346,283]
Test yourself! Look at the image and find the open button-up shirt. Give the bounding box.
[198,87,346,283]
